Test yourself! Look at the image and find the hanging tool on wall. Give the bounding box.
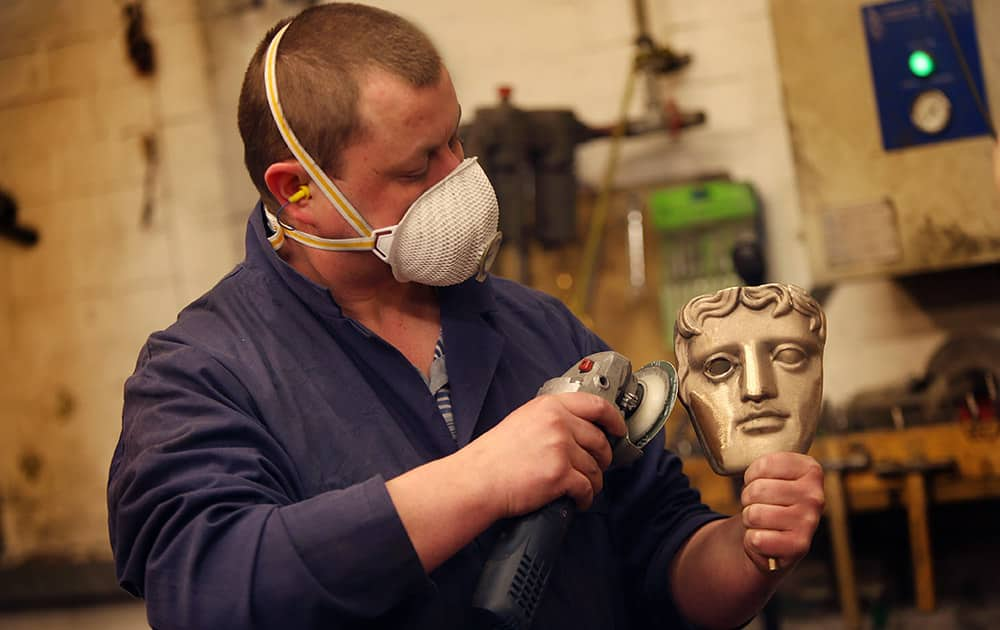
[462,0,703,286]
[626,193,646,298]
[630,0,692,133]
[570,0,704,316]
[462,89,603,283]
[121,2,161,230]
[123,1,156,77]
[140,132,160,229]
[0,189,39,248]
[462,90,704,285]
[462,87,535,284]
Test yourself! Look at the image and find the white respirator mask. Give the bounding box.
[263,23,502,286]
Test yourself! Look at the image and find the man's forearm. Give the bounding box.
[388,392,626,573]
[385,449,500,573]
[669,516,780,629]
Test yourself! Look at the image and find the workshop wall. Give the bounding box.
[0,0,238,565]
[0,0,997,577]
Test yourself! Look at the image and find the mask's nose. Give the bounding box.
[740,345,777,402]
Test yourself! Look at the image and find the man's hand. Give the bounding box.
[386,391,625,573]
[740,452,825,572]
[669,452,824,627]
[465,392,627,518]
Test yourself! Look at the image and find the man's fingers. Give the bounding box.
[552,392,626,437]
[741,478,825,511]
[564,468,597,511]
[742,503,821,534]
[744,452,823,484]
[744,527,813,565]
[567,446,603,496]
[570,418,614,470]
[742,453,824,508]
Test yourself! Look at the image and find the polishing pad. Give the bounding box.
[627,360,679,449]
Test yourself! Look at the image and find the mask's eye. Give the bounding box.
[773,345,807,369]
[704,356,735,379]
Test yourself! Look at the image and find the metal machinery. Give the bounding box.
[771,0,999,285]
[461,86,705,286]
[764,4,1000,626]
[461,0,707,291]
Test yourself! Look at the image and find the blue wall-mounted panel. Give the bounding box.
[862,0,991,151]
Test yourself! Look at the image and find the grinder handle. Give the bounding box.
[470,496,575,630]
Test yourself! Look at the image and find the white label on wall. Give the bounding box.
[822,199,903,268]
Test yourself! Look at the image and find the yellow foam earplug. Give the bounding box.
[288,185,310,204]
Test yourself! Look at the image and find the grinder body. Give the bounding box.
[471,351,677,629]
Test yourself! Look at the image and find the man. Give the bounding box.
[107,4,824,629]
[674,283,826,476]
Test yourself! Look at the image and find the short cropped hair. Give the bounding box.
[237,3,442,210]
[674,284,826,387]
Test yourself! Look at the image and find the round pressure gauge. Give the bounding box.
[910,89,952,135]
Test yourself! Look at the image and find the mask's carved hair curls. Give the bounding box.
[675,283,826,342]
[673,284,826,389]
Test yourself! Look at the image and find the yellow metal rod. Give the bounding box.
[570,63,638,317]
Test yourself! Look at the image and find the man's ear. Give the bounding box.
[264,162,316,229]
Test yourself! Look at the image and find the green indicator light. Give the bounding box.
[908,50,935,77]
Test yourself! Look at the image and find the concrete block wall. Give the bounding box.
[0,0,241,564]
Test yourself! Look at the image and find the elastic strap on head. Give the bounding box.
[263,22,377,251]
[265,209,286,250]
[264,206,376,252]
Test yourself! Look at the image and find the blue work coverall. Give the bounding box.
[108,205,723,629]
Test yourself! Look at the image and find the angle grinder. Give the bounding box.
[471,351,679,630]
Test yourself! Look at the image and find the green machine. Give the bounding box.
[650,180,762,346]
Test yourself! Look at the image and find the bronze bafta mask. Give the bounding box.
[674,284,827,475]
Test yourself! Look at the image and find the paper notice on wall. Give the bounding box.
[822,199,903,269]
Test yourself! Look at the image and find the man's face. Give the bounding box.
[679,306,823,475]
[312,66,465,239]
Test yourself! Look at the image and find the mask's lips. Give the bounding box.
[737,409,790,435]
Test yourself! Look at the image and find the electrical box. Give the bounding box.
[771,0,1000,284]
[649,181,760,345]
[864,0,991,150]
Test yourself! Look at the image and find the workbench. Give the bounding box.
[681,419,1000,630]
